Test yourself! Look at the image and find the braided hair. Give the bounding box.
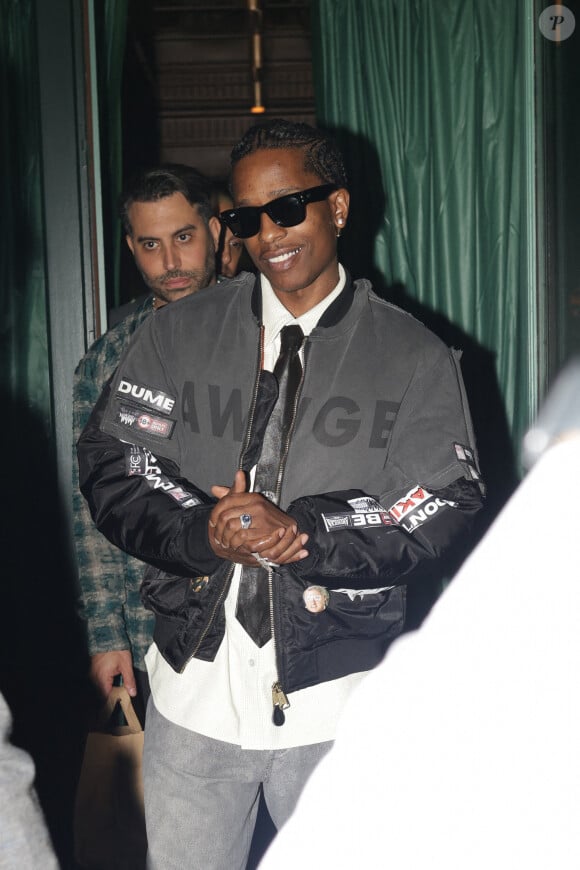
[230,119,348,189]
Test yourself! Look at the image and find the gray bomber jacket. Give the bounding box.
[78,271,484,703]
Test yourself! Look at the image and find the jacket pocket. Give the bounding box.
[283,579,406,653]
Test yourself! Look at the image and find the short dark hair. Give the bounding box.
[119,163,214,235]
[229,119,348,189]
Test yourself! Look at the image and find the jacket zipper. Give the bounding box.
[238,326,264,469]
[180,564,235,672]
[180,328,264,674]
[270,336,307,725]
[240,326,292,723]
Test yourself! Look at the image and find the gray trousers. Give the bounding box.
[143,699,332,870]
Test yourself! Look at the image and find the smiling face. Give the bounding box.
[231,148,349,316]
[126,192,221,305]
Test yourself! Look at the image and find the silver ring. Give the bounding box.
[240,513,252,530]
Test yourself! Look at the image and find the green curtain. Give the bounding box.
[312,0,536,498]
[98,0,129,312]
[0,0,51,430]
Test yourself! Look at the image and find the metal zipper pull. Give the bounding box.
[271,681,290,726]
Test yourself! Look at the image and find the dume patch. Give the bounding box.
[116,379,176,415]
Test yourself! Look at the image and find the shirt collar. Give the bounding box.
[261,263,346,347]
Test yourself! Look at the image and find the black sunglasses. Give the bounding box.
[219,183,338,239]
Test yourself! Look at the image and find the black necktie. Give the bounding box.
[236,324,304,646]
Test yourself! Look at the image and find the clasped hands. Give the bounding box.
[209,469,309,567]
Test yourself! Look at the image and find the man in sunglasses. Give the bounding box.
[78,119,485,869]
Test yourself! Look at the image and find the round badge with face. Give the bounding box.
[303,585,330,613]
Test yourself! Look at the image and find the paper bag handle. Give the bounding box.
[96,685,143,734]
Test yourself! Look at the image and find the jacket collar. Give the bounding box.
[250,269,355,329]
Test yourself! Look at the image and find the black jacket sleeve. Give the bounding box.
[287,477,483,589]
[78,382,222,579]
